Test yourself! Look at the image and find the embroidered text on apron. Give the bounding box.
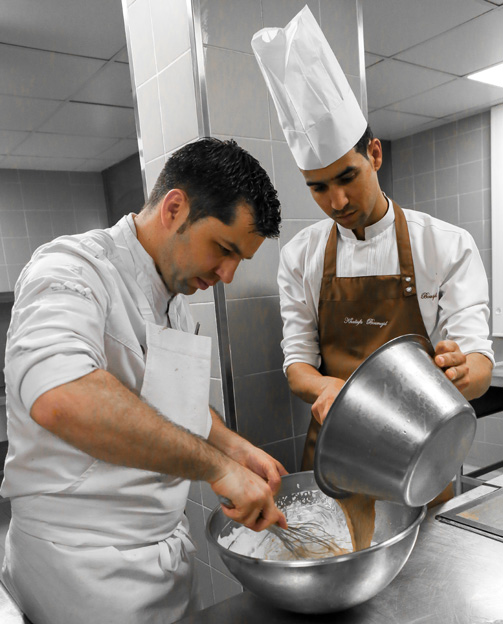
[302,201,429,470]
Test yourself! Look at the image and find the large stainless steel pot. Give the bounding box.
[314,334,477,506]
[206,471,426,614]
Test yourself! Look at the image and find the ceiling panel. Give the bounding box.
[396,8,503,76]
[0,95,61,132]
[12,133,118,160]
[95,139,140,162]
[368,108,436,141]
[75,159,119,172]
[115,48,130,64]
[390,78,503,118]
[39,102,136,139]
[1,0,502,168]
[0,44,106,101]
[0,0,127,59]
[72,61,134,108]
[0,155,92,171]
[361,0,489,57]
[0,131,31,155]
[365,53,384,68]
[367,59,454,110]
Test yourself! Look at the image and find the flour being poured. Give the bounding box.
[218,489,376,561]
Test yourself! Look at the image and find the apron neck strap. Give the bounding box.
[323,200,417,285]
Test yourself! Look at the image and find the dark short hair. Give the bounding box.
[354,124,374,160]
[144,138,281,238]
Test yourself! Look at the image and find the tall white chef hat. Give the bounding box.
[251,5,367,170]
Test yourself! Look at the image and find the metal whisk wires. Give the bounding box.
[267,521,347,559]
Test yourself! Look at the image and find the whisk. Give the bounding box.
[219,496,345,559]
[266,521,346,558]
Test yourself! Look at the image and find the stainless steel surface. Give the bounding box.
[315,334,476,507]
[207,472,426,614]
[356,0,368,119]
[187,0,210,138]
[181,479,503,624]
[189,0,237,432]
[437,484,503,540]
[119,0,147,200]
[213,282,237,431]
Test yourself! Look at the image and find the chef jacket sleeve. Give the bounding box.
[435,228,494,364]
[7,250,110,412]
[277,236,322,375]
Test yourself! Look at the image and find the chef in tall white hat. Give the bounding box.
[252,6,493,490]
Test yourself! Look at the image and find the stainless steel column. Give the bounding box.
[187,0,237,431]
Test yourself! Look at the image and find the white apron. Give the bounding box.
[2,242,212,624]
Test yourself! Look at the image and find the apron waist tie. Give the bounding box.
[158,521,196,572]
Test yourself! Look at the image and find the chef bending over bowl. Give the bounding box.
[1,138,287,624]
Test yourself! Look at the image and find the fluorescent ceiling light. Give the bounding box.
[467,62,503,88]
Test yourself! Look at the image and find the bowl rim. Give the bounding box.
[206,484,427,567]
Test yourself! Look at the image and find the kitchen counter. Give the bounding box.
[2,479,502,624]
[176,477,503,624]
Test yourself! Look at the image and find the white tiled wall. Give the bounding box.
[0,168,109,292]
[124,0,198,172]
[0,167,109,442]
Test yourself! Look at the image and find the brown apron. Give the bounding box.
[301,201,429,470]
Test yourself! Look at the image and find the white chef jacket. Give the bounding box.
[2,213,209,501]
[278,197,494,375]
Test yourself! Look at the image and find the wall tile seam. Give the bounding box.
[194,557,233,589]
[453,158,487,169]
[210,563,243,587]
[143,154,166,169]
[474,439,503,450]
[233,368,284,380]
[203,44,256,58]
[189,498,215,512]
[458,217,490,226]
[155,47,192,81]
[185,498,216,513]
[259,434,297,448]
[210,133,273,144]
[225,294,279,303]
[162,131,200,159]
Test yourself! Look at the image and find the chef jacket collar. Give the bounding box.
[119,214,172,322]
[337,194,393,242]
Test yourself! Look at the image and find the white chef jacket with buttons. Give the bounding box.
[2,213,210,503]
[278,198,494,375]
[1,213,212,624]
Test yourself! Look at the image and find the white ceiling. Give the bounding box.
[0,0,137,173]
[364,0,503,140]
[1,0,503,172]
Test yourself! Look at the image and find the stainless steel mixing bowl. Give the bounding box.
[315,334,476,506]
[206,472,426,614]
